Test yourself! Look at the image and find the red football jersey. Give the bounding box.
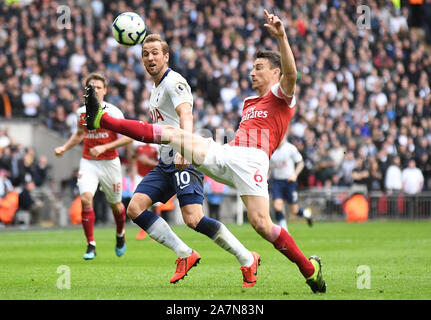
[136,144,158,177]
[77,102,124,160]
[229,83,296,158]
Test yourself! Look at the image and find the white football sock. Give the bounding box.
[213,224,254,267]
[146,218,193,258]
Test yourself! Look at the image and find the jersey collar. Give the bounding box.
[159,68,172,84]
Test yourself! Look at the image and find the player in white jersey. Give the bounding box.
[55,73,133,260]
[269,138,313,230]
[117,34,258,286]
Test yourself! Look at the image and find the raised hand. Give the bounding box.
[263,9,286,39]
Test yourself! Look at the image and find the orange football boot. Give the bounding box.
[170,251,201,283]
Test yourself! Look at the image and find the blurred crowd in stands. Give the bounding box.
[1,0,431,204]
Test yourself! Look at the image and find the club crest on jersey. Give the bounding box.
[175,82,187,95]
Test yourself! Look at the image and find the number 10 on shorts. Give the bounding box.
[175,171,191,187]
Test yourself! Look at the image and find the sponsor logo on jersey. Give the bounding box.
[85,131,109,139]
[240,106,268,123]
[150,108,165,123]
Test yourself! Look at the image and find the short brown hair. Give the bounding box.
[256,50,281,70]
[142,34,169,55]
[84,73,108,88]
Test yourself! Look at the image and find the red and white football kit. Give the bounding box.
[77,102,125,203]
[200,83,295,198]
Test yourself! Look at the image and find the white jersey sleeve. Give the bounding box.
[164,72,193,110]
[287,142,303,163]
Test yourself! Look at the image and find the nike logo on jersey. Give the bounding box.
[179,184,190,190]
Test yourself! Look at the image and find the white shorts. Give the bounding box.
[77,157,122,204]
[199,140,269,198]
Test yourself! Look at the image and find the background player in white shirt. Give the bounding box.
[269,138,313,231]
[55,73,132,260]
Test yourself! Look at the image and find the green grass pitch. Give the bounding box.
[1,220,430,300]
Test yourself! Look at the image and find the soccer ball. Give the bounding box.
[112,12,146,47]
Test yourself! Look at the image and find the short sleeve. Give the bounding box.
[165,78,193,109]
[271,83,296,107]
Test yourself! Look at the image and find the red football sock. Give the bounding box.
[100,113,162,143]
[81,206,95,243]
[273,227,315,278]
[113,203,126,235]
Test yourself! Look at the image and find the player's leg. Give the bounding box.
[287,182,313,227]
[98,158,127,257]
[288,203,313,226]
[109,201,127,256]
[180,203,257,286]
[77,159,100,260]
[242,195,325,293]
[80,192,97,259]
[273,198,288,231]
[130,168,202,283]
[85,89,209,166]
[128,192,200,283]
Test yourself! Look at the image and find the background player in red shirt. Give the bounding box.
[85,10,326,292]
[55,73,132,260]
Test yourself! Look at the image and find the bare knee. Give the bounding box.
[110,202,124,215]
[80,193,93,208]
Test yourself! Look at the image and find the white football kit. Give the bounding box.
[270,142,303,180]
[148,68,193,164]
[76,101,124,203]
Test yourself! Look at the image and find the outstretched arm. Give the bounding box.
[264,9,297,96]
[54,127,85,157]
[89,135,133,158]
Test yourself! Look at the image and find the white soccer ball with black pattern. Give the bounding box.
[112,12,146,47]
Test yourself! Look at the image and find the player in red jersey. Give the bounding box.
[55,73,133,260]
[135,143,158,179]
[85,11,325,292]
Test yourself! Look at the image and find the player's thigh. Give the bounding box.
[286,182,298,205]
[241,195,272,236]
[173,168,204,207]
[164,125,211,166]
[135,167,176,205]
[77,159,99,199]
[97,159,122,204]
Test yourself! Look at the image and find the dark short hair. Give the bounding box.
[84,73,108,88]
[256,50,281,70]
